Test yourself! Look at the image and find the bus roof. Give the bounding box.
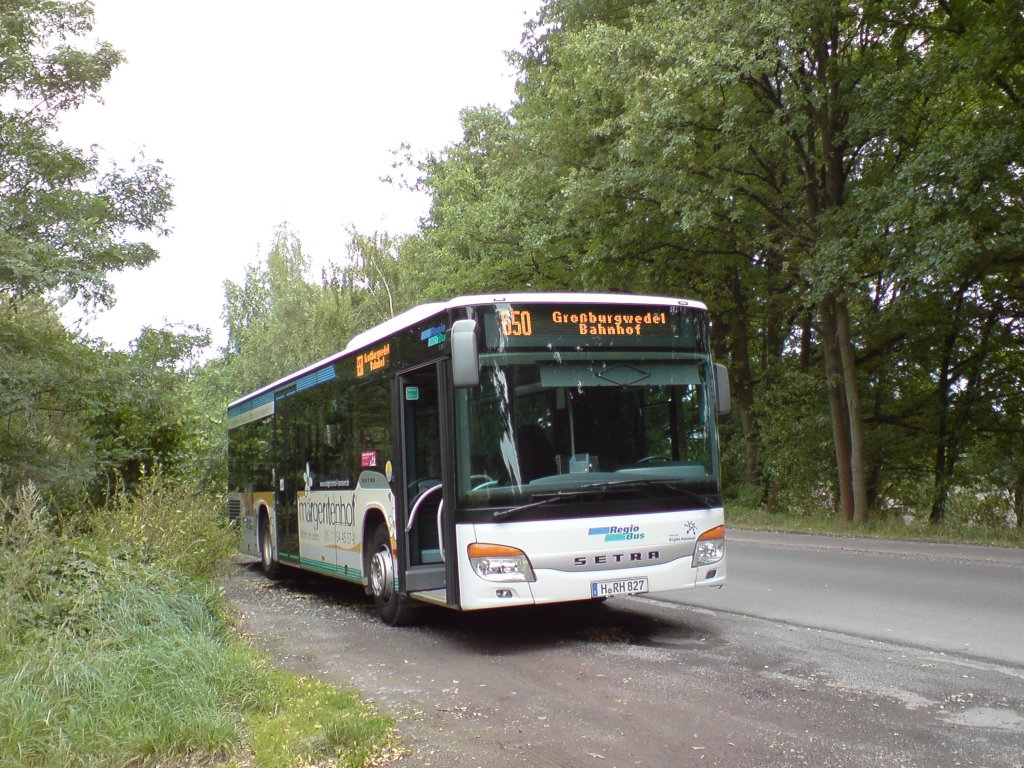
[228,292,707,409]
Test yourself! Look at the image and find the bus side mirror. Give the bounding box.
[451,319,480,388]
[714,363,731,416]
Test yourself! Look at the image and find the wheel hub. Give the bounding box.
[370,544,394,601]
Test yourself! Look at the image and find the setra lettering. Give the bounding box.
[573,550,661,567]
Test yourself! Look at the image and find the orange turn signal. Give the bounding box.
[697,524,726,541]
[468,543,527,558]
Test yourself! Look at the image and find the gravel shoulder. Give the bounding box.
[224,559,1024,768]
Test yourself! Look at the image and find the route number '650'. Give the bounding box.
[499,310,533,337]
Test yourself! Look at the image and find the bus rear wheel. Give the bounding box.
[368,523,420,626]
[259,512,280,579]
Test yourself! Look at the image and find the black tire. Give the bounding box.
[367,523,420,626]
[259,512,281,579]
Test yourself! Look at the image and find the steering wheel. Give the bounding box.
[635,455,672,465]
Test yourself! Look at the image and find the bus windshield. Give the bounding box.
[455,351,720,514]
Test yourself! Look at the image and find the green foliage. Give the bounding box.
[406,0,1024,524]
[221,226,357,396]
[752,367,837,517]
[217,224,421,398]
[0,486,396,768]
[343,229,416,331]
[0,0,173,306]
[405,105,575,299]
[6,0,1019,532]
[0,570,251,768]
[88,469,237,582]
[0,484,56,641]
[0,0,187,509]
[0,475,232,642]
[0,299,101,502]
[87,324,214,491]
[941,486,1018,532]
[0,297,218,505]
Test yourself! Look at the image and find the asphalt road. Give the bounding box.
[224,531,1024,768]
[663,530,1024,666]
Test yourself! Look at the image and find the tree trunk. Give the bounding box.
[820,295,854,521]
[1014,469,1024,529]
[799,310,813,371]
[931,357,954,524]
[931,287,997,523]
[834,297,869,524]
[866,389,885,509]
[930,292,961,523]
[728,267,760,487]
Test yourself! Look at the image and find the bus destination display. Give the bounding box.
[484,305,696,349]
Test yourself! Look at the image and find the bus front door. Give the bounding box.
[398,365,448,600]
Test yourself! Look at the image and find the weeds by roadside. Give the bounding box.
[0,479,396,768]
[726,502,1024,548]
[87,469,238,582]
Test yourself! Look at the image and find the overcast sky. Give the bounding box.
[60,1,539,351]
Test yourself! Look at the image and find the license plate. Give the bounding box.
[591,577,649,598]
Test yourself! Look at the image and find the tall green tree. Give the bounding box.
[342,229,416,329]
[1,0,175,502]
[0,298,98,500]
[0,0,172,307]
[221,227,357,397]
[0,301,209,502]
[88,324,212,490]
[408,0,1024,523]
[865,0,1024,521]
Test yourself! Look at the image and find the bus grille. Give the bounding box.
[227,498,242,523]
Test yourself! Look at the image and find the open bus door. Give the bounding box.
[397,364,454,606]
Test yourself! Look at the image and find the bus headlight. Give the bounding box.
[468,543,536,582]
[694,525,725,566]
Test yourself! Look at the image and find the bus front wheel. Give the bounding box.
[368,523,419,626]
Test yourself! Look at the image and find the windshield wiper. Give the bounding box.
[492,479,713,521]
[493,485,639,521]
[579,478,714,509]
[492,490,590,521]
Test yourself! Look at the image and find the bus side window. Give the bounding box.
[351,379,392,478]
[322,384,352,485]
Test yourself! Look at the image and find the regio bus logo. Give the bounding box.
[589,525,645,542]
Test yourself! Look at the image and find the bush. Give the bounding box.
[0,483,396,768]
[754,367,839,516]
[0,484,58,646]
[943,486,1017,531]
[0,485,254,766]
[89,469,238,581]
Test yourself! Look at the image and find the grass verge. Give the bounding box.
[726,503,1024,548]
[0,481,398,768]
[249,670,404,768]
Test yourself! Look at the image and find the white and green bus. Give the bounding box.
[227,293,729,625]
